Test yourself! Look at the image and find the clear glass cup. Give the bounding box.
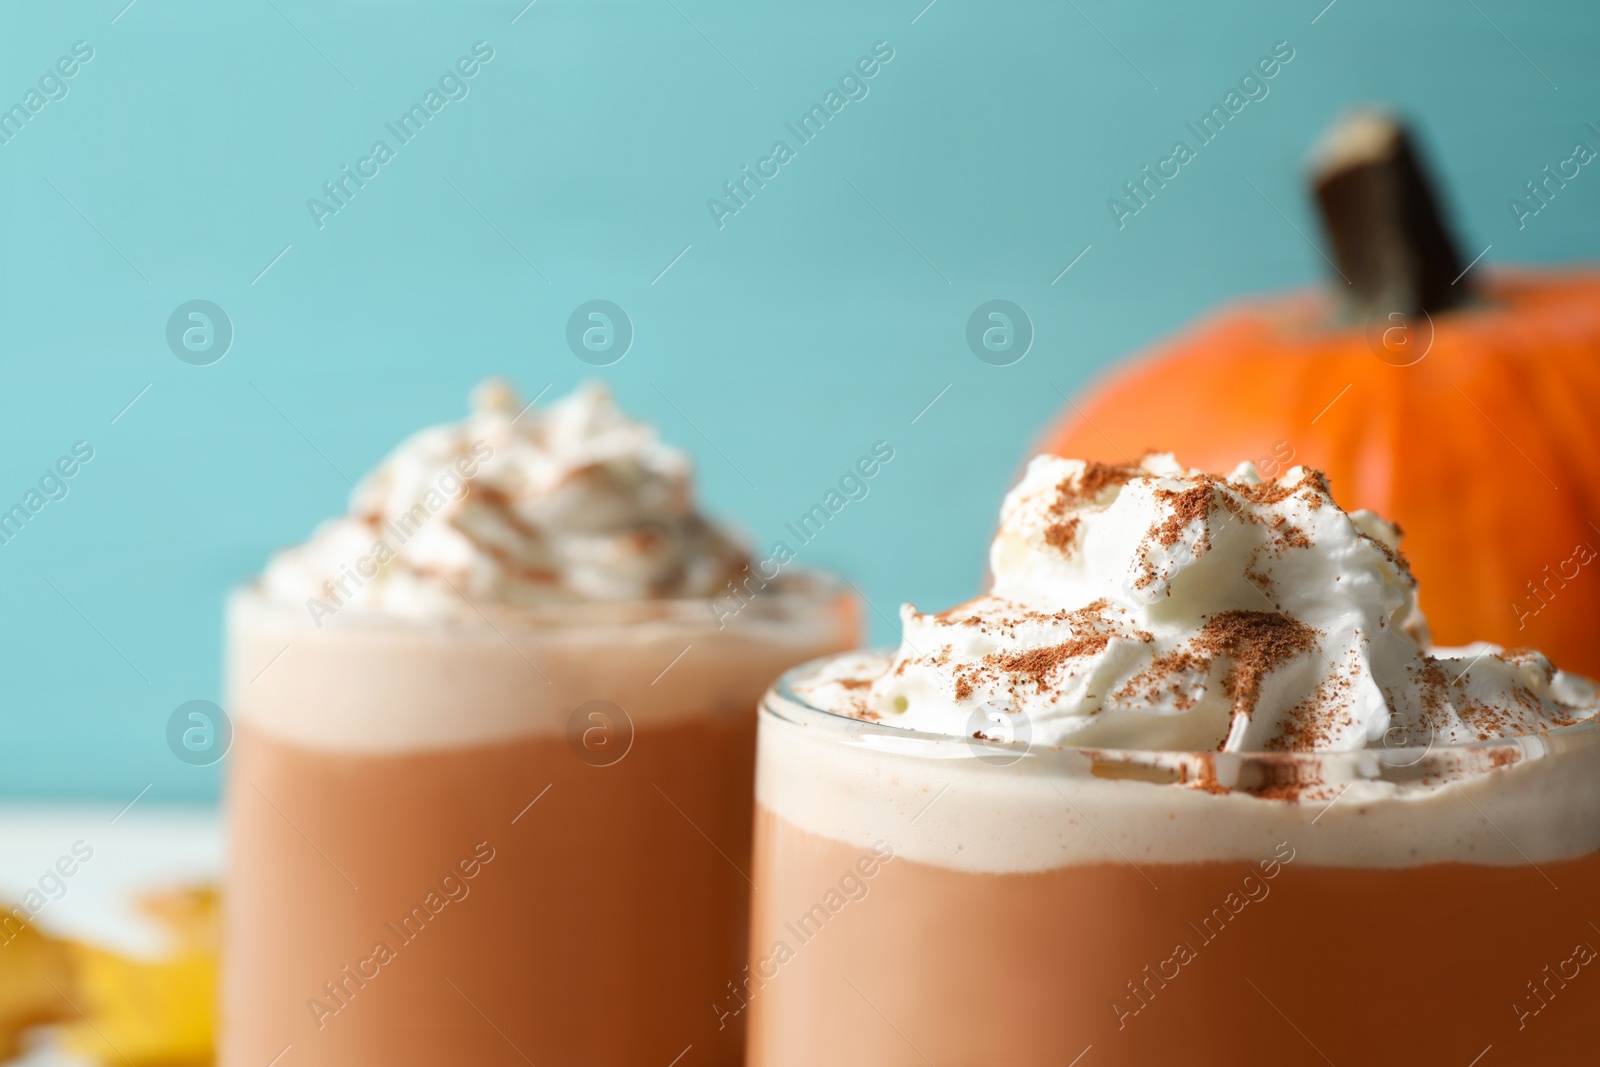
[746,653,1600,1067]
[221,577,856,1067]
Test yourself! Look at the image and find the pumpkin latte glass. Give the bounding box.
[222,382,857,1067]
[745,454,1600,1067]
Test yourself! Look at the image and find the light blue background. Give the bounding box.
[0,0,1595,801]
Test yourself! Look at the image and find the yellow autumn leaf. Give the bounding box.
[57,945,214,1067]
[57,885,218,1067]
[0,916,74,1062]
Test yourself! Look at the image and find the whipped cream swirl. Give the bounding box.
[260,380,747,622]
[802,454,1599,752]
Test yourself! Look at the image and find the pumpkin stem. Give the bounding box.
[1310,111,1472,320]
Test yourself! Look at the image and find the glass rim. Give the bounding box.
[761,650,1600,775]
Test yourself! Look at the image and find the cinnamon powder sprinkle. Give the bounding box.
[1149,483,1215,549]
[1265,674,1343,752]
[1043,518,1081,553]
[1280,525,1312,549]
[1131,482,1219,592]
[949,633,1115,703]
[1198,610,1320,717]
[1050,462,1138,514]
[1233,477,1301,508]
[991,636,1112,689]
[1112,648,1209,711]
[1358,529,1414,581]
[1118,611,1319,726]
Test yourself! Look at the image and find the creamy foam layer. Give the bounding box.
[759,653,1600,871]
[230,580,854,752]
[807,454,1599,753]
[259,380,747,622]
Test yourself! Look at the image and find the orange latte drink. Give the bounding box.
[221,382,856,1067]
[745,454,1600,1067]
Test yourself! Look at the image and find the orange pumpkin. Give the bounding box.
[1042,113,1600,676]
